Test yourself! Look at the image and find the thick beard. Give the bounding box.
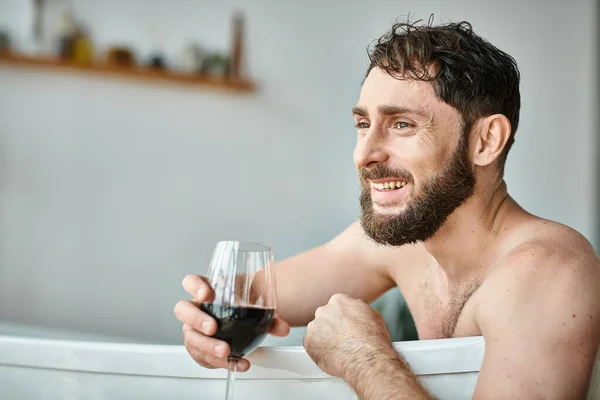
[359,136,475,247]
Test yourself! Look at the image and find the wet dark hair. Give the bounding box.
[366,17,521,172]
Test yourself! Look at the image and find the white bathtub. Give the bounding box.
[0,322,598,400]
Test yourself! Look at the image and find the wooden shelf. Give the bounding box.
[0,51,256,93]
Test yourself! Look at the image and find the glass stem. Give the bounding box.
[225,358,238,400]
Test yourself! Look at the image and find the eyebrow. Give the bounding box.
[351,105,429,118]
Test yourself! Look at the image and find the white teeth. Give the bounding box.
[373,181,407,190]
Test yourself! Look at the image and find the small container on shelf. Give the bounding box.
[148,52,166,70]
[201,52,229,78]
[104,47,136,68]
[180,43,203,73]
[72,28,94,65]
[54,11,78,60]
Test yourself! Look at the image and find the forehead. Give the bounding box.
[357,67,459,124]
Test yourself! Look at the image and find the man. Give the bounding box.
[174,20,600,399]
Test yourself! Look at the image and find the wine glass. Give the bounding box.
[200,241,277,400]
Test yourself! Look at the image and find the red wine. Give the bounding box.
[200,303,275,359]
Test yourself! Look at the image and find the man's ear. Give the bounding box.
[471,115,512,167]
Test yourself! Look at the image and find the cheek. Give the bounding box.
[393,139,452,189]
[419,132,457,165]
[388,137,435,178]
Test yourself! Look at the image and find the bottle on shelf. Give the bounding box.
[72,27,94,65]
[55,11,77,60]
[229,10,245,80]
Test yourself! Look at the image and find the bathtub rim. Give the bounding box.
[0,334,487,380]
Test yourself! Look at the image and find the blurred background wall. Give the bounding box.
[0,0,597,345]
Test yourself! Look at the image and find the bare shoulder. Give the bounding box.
[474,220,600,398]
[497,218,599,281]
[520,218,598,259]
[478,217,600,334]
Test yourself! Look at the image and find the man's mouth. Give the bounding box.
[370,179,408,191]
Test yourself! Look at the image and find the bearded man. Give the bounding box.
[175,20,600,399]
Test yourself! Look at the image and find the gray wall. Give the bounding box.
[0,0,596,344]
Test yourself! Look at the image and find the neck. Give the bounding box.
[422,179,513,285]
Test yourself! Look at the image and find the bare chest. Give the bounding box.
[394,270,483,340]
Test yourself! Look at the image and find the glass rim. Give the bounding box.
[215,240,272,252]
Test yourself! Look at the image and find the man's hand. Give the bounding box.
[174,274,290,372]
[303,293,395,380]
[303,293,432,399]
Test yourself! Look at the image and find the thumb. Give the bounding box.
[269,316,290,337]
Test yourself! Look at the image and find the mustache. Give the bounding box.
[359,164,413,183]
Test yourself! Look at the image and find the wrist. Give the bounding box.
[342,344,405,387]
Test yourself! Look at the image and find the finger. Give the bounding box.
[229,359,251,372]
[188,344,229,370]
[329,293,348,304]
[269,316,290,337]
[303,327,313,350]
[182,274,215,302]
[183,325,219,369]
[187,345,223,369]
[174,300,217,335]
[306,320,315,334]
[183,327,251,372]
[186,343,218,370]
[183,324,230,365]
[314,305,326,319]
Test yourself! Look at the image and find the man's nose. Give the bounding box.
[354,132,389,169]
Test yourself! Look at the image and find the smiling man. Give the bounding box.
[175,20,600,399]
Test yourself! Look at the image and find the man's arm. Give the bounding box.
[303,234,599,399]
[303,293,432,400]
[345,352,431,400]
[175,219,399,371]
[473,240,600,399]
[274,219,397,326]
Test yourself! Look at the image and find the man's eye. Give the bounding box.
[394,121,411,129]
[355,122,370,129]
